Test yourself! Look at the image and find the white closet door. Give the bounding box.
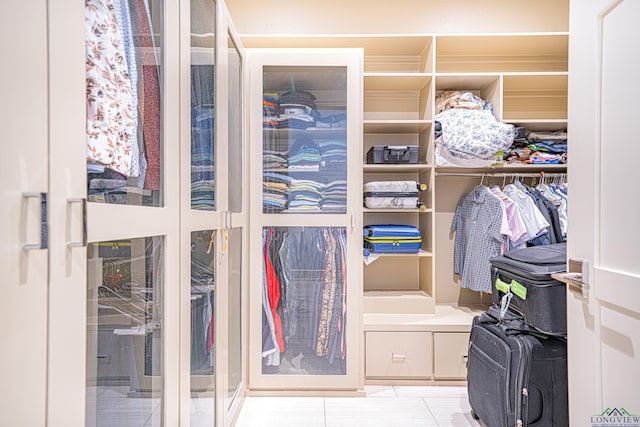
[0,2,49,426]
[83,0,182,425]
[46,0,88,425]
[568,0,640,424]
[223,20,246,426]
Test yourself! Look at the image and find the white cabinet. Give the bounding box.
[2,1,247,426]
[2,1,87,425]
[1,2,55,426]
[246,49,363,390]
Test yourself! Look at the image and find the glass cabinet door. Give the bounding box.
[262,66,348,214]
[86,237,164,427]
[86,0,164,207]
[226,28,244,413]
[262,226,348,376]
[227,228,243,400]
[250,51,362,389]
[228,34,243,214]
[190,0,216,211]
[189,230,216,425]
[187,1,218,426]
[84,0,176,425]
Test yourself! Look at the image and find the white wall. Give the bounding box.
[225,0,568,34]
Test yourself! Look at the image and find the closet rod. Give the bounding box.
[435,172,566,178]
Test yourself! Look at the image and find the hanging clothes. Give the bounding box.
[452,175,568,293]
[261,227,347,370]
[85,0,136,177]
[511,180,563,245]
[262,229,281,367]
[503,183,551,246]
[489,186,528,249]
[536,178,569,240]
[191,65,215,209]
[451,185,508,293]
[264,228,285,353]
[130,0,161,191]
[113,0,140,178]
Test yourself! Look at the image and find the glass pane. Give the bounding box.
[262,227,347,375]
[190,0,216,210]
[86,0,164,207]
[190,230,216,425]
[262,66,348,214]
[86,237,164,427]
[228,35,243,213]
[227,228,242,404]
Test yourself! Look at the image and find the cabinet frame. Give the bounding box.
[246,48,363,391]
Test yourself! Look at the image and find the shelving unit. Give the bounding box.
[241,32,568,387]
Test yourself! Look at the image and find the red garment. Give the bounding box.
[131,0,160,191]
[264,229,285,352]
[207,314,214,353]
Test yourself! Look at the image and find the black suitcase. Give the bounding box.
[467,308,568,427]
[490,243,567,336]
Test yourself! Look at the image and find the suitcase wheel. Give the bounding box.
[471,410,479,420]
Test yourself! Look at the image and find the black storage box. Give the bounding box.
[490,243,567,336]
[366,145,419,164]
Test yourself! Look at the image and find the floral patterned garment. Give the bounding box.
[435,108,515,160]
[86,0,135,177]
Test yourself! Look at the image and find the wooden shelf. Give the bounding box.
[363,304,487,332]
[435,164,567,174]
[365,250,433,258]
[363,164,432,173]
[364,73,431,91]
[435,33,569,73]
[240,34,433,57]
[503,119,567,132]
[263,127,346,137]
[434,73,501,91]
[363,120,431,133]
[363,208,432,213]
[363,290,435,315]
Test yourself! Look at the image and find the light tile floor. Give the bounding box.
[234,386,483,427]
[86,386,162,427]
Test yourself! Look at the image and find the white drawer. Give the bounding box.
[365,331,432,379]
[433,332,470,380]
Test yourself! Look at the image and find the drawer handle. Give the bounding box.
[462,355,468,367]
[391,353,407,363]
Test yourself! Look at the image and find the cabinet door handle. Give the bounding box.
[22,192,47,250]
[66,198,87,248]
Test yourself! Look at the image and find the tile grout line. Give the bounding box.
[323,397,327,427]
[421,397,442,427]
